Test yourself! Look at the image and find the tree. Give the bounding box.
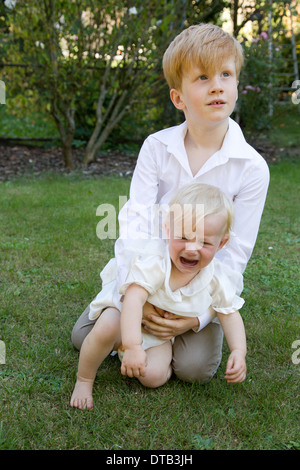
[81,0,183,164]
[4,0,183,167]
[5,0,95,168]
[4,0,255,167]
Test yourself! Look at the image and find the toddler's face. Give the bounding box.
[167,212,228,275]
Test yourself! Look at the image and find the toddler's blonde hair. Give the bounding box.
[169,182,234,237]
[163,23,244,90]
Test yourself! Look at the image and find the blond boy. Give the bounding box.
[72,24,269,384]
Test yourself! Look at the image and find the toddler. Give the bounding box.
[70,183,247,409]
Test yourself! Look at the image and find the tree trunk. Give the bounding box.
[82,116,103,164]
[83,144,98,165]
[51,99,76,168]
[62,144,74,169]
[82,90,129,164]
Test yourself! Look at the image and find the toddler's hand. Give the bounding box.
[121,345,147,378]
[224,349,246,383]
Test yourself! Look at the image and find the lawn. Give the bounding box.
[0,161,299,451]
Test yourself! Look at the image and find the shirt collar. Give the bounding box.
[220,118,250,159]
[152,118,253,163]
[164,244,215,299]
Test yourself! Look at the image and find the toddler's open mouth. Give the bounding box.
[179,256,198,267]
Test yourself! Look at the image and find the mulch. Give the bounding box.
[0,137,289,182]
[0,145,137,182]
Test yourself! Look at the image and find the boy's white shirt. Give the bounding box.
[113,117,270,331]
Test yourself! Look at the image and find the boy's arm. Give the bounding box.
[217,160,270,274]
[120,284,149,378]
[217,310,247,383]
[115,138,159,290]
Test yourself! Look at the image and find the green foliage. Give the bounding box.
[238,32,282,132]
[1,0,229,163]
[1,1,298,158]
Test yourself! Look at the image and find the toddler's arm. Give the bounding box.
[217,310,247,383]
[120,284,149,378]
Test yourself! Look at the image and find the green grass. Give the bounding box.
[0,163,299,450]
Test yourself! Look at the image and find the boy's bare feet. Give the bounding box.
[70,378,94,409]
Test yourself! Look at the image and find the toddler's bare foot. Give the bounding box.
[70,378,94,409]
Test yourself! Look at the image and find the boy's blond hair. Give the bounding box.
[169,182,234,237]
[163,23,244,90]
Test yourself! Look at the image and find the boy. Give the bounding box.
[71,23,269,383]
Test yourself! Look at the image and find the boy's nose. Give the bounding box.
[185,241,203,251]
[210,76,224,93]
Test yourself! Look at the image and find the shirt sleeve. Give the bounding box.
[115,137,162,289]
[119,137,160,240]
[119,240,166,296]
[216,156,270,273]
[210,262,245,314]
[192,309,216,332]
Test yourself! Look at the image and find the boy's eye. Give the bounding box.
[198,74,208,81]
[222,71,231,77]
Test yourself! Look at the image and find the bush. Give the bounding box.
[238,32,282,132]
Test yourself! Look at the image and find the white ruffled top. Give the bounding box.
[89,239,244,322]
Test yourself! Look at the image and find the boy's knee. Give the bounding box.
[172,325,223,384]
[71,327,84,351]
[71,305,95,351]
[173,360,219,384]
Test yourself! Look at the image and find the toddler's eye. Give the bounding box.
[198,75,208,81]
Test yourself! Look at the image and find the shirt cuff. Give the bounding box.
[192,308,215,332]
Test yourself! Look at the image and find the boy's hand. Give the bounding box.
[224,349,246,383]
[121,345,147,378]
[142,302,198,340]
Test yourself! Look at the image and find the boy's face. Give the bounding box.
[166,213,228,275]
[170,58,238,126]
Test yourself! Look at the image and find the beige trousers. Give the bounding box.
[71,305,223,384]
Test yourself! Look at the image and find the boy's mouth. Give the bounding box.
[179,256,198,267]
[208,100,225,106]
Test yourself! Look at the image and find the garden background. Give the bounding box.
[0,0,299,451]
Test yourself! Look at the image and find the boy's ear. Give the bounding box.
[217,234,229,251]
[170,88,186,110]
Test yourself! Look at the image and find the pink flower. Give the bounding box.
[260,32,268,40]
